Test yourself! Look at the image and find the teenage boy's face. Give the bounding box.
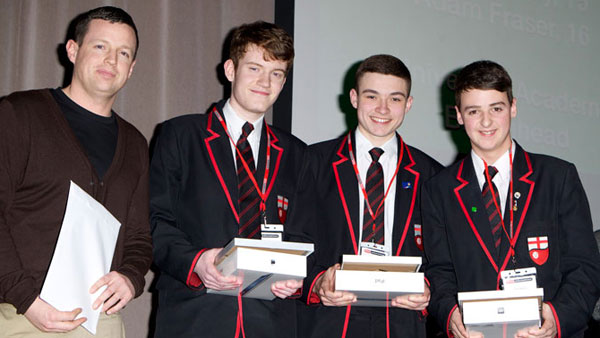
[224,44,288,122]
[456,89,517,163]
[350,72,413,147]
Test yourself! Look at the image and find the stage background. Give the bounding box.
[1,1,598,337]
[292,0,600,231]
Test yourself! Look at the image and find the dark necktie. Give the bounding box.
[362,147,385,245]
[237,122,260,238]
[482,166,502,249]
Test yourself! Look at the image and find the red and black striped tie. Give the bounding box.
[237,122,261,239]
[482,166,502,250]
[362,147,385,244]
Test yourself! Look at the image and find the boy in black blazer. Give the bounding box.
[299,55,442,338]
[423,60,600,338]
[150,21,314,338]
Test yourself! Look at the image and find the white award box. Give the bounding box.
[458,288,544,338]
[208,238,314,300]
[335,254,424,307]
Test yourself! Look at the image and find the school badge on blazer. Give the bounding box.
[414,224,424,251]
[277,195,289,223]
[527,236,549,265]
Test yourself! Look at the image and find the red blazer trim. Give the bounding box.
[497,151,535,281]
[447,304,459,338]
[204,110,284,226]
[454,159,499,273]
[307,270,326,305]
[546,301,561,338]
[342,305,352,338]
[395,141,418,256]
[205,108,239,223]
[332,135,359,254]
[289,286,302,299]
[186,249,207,288]
[422,277,430,317]
[263,125,283,203]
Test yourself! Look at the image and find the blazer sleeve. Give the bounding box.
[547,163,600,337]
[0,97,39,313]
[301,210,334,305]
[299,215,328,305]
[419,157,444,272]
[422,179,460,336]
[296,148,328,304]
[149,121,206,289]
[280,149,319,300]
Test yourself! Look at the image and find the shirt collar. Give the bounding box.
[223,99,264,141]
[355,129,398,162]
[471,140,515,186]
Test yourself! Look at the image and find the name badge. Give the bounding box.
[501,267,537,291]
[261,223,283,241]
[360,242,389,256]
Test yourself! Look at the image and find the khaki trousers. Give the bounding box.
[0,303,125,338]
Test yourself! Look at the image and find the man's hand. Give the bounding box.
[24,297,86,333]
[271,279,302,299]
[391,282,430,310]
[193,248,242,290]
[514,303,557,338]
[313,264,356,306]
[90,271,135,314]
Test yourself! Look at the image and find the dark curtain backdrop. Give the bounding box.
[0,0,276,139]
[0,1,275,336]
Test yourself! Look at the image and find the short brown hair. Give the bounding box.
[355,54,412,95]
[74,6,139,59]
[229,21,294,73]
[455,60,513,109]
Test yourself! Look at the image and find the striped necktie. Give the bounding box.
[237,122,261,238]
[362,147,385,244]
[482,166,502,250]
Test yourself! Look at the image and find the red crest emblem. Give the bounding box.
[277,195,288,223]
[527,236,549,265]
[414,224,423,251]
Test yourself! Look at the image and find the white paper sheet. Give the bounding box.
[40,181,121,335]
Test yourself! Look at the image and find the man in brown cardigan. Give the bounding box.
[0,6,152,337]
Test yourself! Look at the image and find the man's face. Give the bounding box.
[350,72,413,146]
[224,44,288,122]
[456,89,517,163]
[67,19,137,100]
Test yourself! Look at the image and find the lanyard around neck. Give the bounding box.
[483,145,515,261]
[214,110,271,213]
[347,132,403,221]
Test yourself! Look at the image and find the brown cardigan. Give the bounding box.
[0,89,152,314]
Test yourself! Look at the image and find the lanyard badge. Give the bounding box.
[360,241,388,256]
[501,267,537,290]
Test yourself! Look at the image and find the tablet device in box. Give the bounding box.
[335,254,424,307]
[458,288,543,338]
[208,238,314,300]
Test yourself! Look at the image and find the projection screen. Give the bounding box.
[291,0,599,230]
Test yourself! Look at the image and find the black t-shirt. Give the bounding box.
[51,88,118,180]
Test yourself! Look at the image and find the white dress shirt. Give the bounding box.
[356,129,398,255]
[471,140,516,217]
[223,99,263,168]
